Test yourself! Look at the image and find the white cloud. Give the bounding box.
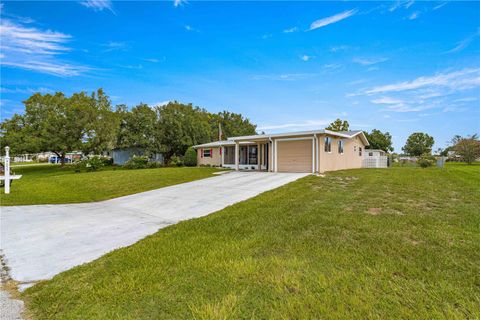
[258,119,331,131]
[283,27,298,33]
[365,68,480,94]
[1,60,90,77]
[0,86,53,94]
[301,55,310,61]
[447,30,480,53]
[0,17,90,76]
[252,73,317,81]
[404,0,415,9]
[433,2,448,10]
[408,11,420,20]
[185,25,199,32]
[330,45,349,52]
[366,68,480,113]
[79,0,114,13]
[102,41,128,52]
[261,33,272,39]
[353,57,389,65]
[150,101,171,108]
[308,9,357,31]
[174,0,187,7]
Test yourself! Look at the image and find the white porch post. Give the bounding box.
[257,143,261,171]
[235,141,239,171]
[274,139,278,172]
[221,146,224,167]
[4,146,10,194]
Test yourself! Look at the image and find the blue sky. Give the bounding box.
[1,0,479,152]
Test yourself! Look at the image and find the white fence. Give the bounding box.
[363,156,388,168]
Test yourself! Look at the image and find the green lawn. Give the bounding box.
[24,163,480,319]
[0,164,221,206]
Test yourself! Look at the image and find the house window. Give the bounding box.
[324,137,332,152]
[338,140,344,154]
[369,152,373,157]
[203,149,211,158]
[354,146,357,152]
[359,147,362,156]
[248,146,258,165]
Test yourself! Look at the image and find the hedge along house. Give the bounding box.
[193,129,369,173]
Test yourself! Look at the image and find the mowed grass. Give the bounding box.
[0,164,221,206]
[24,163,480,319]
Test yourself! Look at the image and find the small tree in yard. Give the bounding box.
[417,153,435,168]
[453,134,480,164]
[184,147,197,167]
[402,132,435,156]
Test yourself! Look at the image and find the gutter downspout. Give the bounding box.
[269,137,274,172]
[314,134,318,174]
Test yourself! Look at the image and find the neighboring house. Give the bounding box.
[112,147,164,165]
[193,129,369,173]
[364,149,386,158]
[363,149,388,168]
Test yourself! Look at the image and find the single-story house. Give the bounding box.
[193,129,369,173]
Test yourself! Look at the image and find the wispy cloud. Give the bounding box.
[184,25,199,32]
[353,57,389,66]
[433,2,448,10]
[0,86,53,94]
[173,0,187,7]
[261,33,272,39]
[102,41,128,52]
[330,45,350,52]
[79,0,115,14]
[389,0,415,12]
[143,57,165,63]
[283,27,298,33]
[447,29,480,53]
[408,11,420,20]
[308,9,357,31]
[258,119,331,131]
[366,68,480,112]
[301,55,311,62]
[252,73,317,81]
[365,68,480,94]
[0,17,90,76]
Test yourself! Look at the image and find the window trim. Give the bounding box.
[202,149,212,158]
[324,136,332,153]
[338,140,344,154]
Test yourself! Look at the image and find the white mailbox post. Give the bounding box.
[2,146,22,194]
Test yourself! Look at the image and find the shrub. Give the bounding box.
[169,155,184,167]
[417,154,435,168]
[183,147,197,167]
[75,156,107,172]
[124,156,150,169]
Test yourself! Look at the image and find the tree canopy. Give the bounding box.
[0,91,257,162]
[326,119,350,131]
[452,134,480,164]
[402,132,434,156]
[364,129,394,152]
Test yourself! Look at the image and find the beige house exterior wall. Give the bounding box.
[318,134,365,173]
[197,147,222,166]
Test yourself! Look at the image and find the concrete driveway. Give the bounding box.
[0,171,307,287]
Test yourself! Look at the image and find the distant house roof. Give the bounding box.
[228,129,369,145]
[193,128,369,149]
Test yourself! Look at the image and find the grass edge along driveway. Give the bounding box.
[0,165,223,206]
[23,163,480,319]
